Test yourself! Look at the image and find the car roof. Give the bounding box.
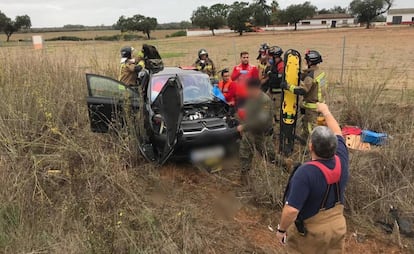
[152,67,206,77]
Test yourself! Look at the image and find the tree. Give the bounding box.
[0,11,8,31]
[115,14,157,39]
[277,2,317,31]
[318,6,347,14]
[0,12,31,42]
[271,0,280,12]
[179,21,193,29]
[349,0,392,28]
[191,4,228,36]
[227,2,254,36]
[331,6,348,14]
[270,1,280,24]
[251,0,272,26]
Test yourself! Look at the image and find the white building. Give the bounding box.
[300,13,355,28]
[387,8,414,25]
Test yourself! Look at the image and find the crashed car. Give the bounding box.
[85,67,240,165]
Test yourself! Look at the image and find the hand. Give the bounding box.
[281,82,288,90]
[316,103,330,116]
[237,125,244,133]
[276,231,287,245]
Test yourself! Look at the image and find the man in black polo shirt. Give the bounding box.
[276,103,349,254]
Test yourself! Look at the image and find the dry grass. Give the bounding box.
[0,27,413,253]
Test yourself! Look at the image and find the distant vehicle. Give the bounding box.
[85,67,240,165]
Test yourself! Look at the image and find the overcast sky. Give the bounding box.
[0,0,412,27]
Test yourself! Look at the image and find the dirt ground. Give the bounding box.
[154,163,407,253]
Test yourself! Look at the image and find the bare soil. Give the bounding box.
[154,163,408,253]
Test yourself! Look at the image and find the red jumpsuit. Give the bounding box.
[231,64,260,119]
[218,79,236,105]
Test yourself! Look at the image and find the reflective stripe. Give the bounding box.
[271,88,282,93]
[315,72,327,103]
[303,102,317,109]
[118,85,126,91]
[288,85,295,93]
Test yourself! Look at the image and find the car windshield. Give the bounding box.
[150,74,214,104]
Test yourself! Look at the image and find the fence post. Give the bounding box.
[340,36,346,85]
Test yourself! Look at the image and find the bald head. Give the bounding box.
[310,126,338,159]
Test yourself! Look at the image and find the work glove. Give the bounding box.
[281,81,288,90]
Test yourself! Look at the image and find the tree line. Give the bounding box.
[189,0,393,35]
[0,0,394,42]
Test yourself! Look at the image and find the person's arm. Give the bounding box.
[126,63,136,73]
[279,205,299,230]
[231,67,240,81]
[277,62,285,74]
[277,168,310,244]
[286,76,312,96]
[277,205,299,246]
[211,60,217,77]
[224,81,236,105]
[252,66,260,79]
[317,103,341,136]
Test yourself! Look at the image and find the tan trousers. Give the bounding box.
[287,205,347,254]
[302,108,319,140]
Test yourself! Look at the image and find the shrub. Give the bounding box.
[165,30,187,38]
[122,34,145,41]
[45,36,91,41]
[94,35,122,41]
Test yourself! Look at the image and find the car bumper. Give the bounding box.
[178,127,240,148]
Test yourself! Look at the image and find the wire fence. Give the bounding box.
[1,31,413,89]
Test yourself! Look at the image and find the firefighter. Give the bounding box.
[257,43,270,92]
[194,49,216,78]
[283,50,327,139]
[218,68,236,105]
[266,46,285,123]
[237,78,275,186]
[118,46,144,86]
[277,103,349,254]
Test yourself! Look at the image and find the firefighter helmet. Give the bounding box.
[257,43,270,59]
[268,46,283,57]
[258,43,269,53]
[120,46,134,59]
[198,49,209,58]
[305,50,323,65]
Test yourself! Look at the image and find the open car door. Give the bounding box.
[152,76,183,164]
[86,74,138,133]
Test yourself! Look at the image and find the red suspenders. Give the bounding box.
[306,156,342,209]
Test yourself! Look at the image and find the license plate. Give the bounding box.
[190,146,225,163]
